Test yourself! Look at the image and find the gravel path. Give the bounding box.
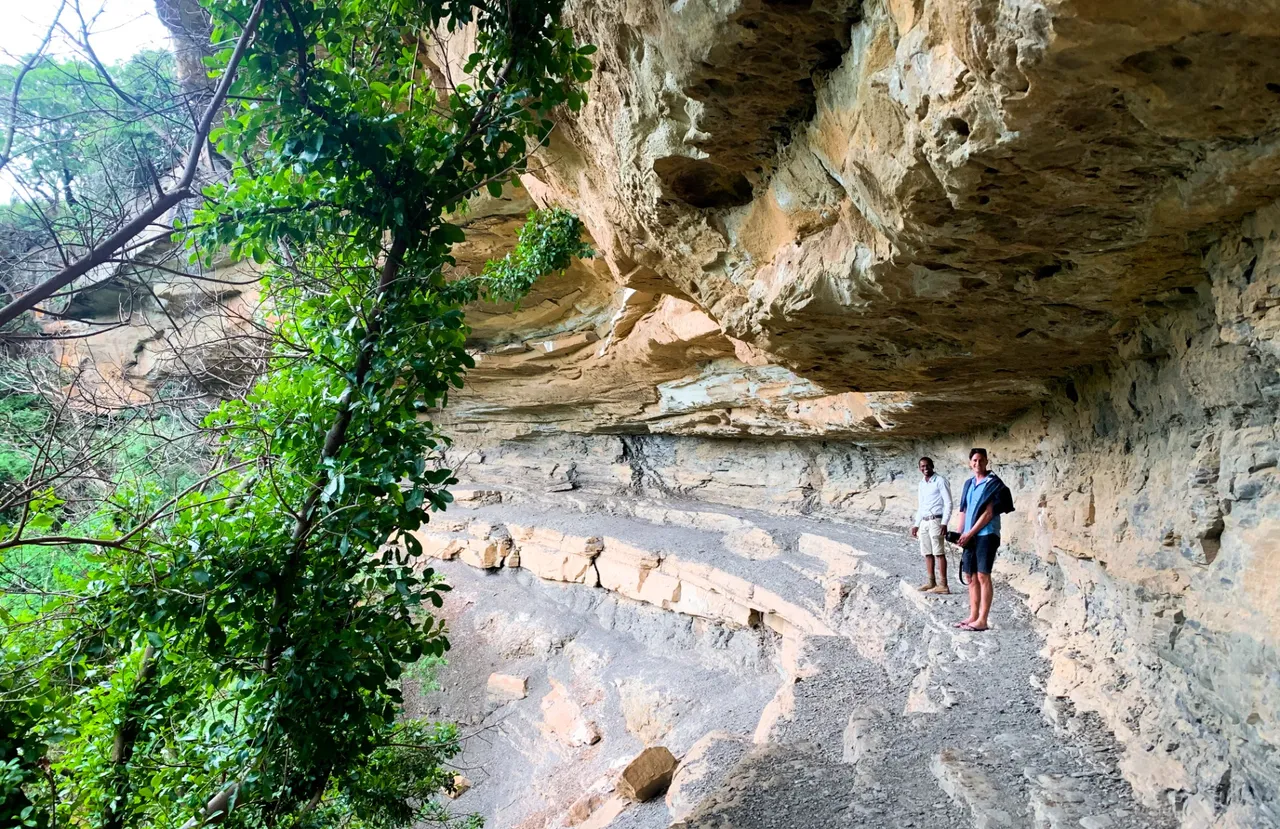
[409,487,1177,829]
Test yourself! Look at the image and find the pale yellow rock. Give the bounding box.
[458,537,508,570]
[486,673,528,699]
[797,533,868,579]
[444,774,471,799]
[616,746,678,802]
[412,530,463,561]
[723,527,782,559]
[668,582,757,628]
[572,794,628,829]
[753,681,797,744]
[565,790,607,826]
[665,731,753,822]
[599,536,662,568]
[751,586,834,636]
[509,523,601,585]
[451,488,502,507]
[541,680,601,748]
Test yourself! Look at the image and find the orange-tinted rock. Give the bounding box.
[616,746,678,802]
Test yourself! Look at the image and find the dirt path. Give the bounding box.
[409,488,1176,829]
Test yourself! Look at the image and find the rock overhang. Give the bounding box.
[441,0,1280,440]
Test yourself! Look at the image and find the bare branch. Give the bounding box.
[0,0,67,174]
[0,0,269,330]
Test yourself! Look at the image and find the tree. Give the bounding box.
[0,50,190,208]
[0,0,265,329]
[0,1,594,827]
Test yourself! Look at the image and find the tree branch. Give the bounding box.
[0,0,67,174]
[0,0,268,330]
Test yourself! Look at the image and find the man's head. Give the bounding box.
[969,447,989,476]
[918,457,934,479]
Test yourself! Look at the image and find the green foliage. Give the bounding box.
[479,208,594,302]
[0,399,207,610]
[0,394,46,492]
[0,50,188,205]
[305,722,479,829]
[0,672,49,829]
[1,2,593,828]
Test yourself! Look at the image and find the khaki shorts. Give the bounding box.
[918,517,947,557]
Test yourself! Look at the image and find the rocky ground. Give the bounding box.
[404,486,1177,829]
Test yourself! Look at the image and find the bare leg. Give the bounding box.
[919,554,937,591]
[935,555,949,593]
[960,572,979,626]
[972,573,993,630]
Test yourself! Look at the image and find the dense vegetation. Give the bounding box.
[0,1,593,827]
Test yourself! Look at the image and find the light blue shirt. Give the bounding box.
[963,476,1001,537]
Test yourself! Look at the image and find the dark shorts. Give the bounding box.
[962,534,1000,576]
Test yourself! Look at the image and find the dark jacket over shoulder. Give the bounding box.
[959,473,1015,524]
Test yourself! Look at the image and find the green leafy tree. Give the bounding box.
[0,47,194,307]
[0,1,593,827]
[0,50,190,209]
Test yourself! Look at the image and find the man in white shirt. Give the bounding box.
[910,456,953,594]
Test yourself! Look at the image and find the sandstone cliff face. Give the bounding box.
[435,1,1280,826]
[450,0,1280,437]
[452,204,1280,824]
[42,0,1280,824]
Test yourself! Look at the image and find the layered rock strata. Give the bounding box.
[407,487,1175,828]
[422,2,1280,825]
[438,198,1280,828]
[445,0,1280,437]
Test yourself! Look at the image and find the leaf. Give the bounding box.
[436,223,465,244]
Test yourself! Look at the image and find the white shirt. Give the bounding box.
[915,473,953,527]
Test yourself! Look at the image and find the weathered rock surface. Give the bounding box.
[487,672,529,699]
[616,746,678,802]
[443,0,1280,440]
[409,490,1176,828]
[433,197,1280,826]
[430,194,1280,820]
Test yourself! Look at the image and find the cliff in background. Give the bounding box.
[434,0,1280,826]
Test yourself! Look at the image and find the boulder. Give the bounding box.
[486,673,528,700]
[616,746,678,802]
[444,774,471,799]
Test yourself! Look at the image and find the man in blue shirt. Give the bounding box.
[954,448,1014,632]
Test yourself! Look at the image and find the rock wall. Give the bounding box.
[37,0,1280,824]
[428,4,1280,823]
[445,0,1280,438]
[445,196,1280,827]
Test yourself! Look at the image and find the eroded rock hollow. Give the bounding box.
[414,0,1280,826]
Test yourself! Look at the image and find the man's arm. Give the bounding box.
[940,476,953,529]
[958,503,994,546]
